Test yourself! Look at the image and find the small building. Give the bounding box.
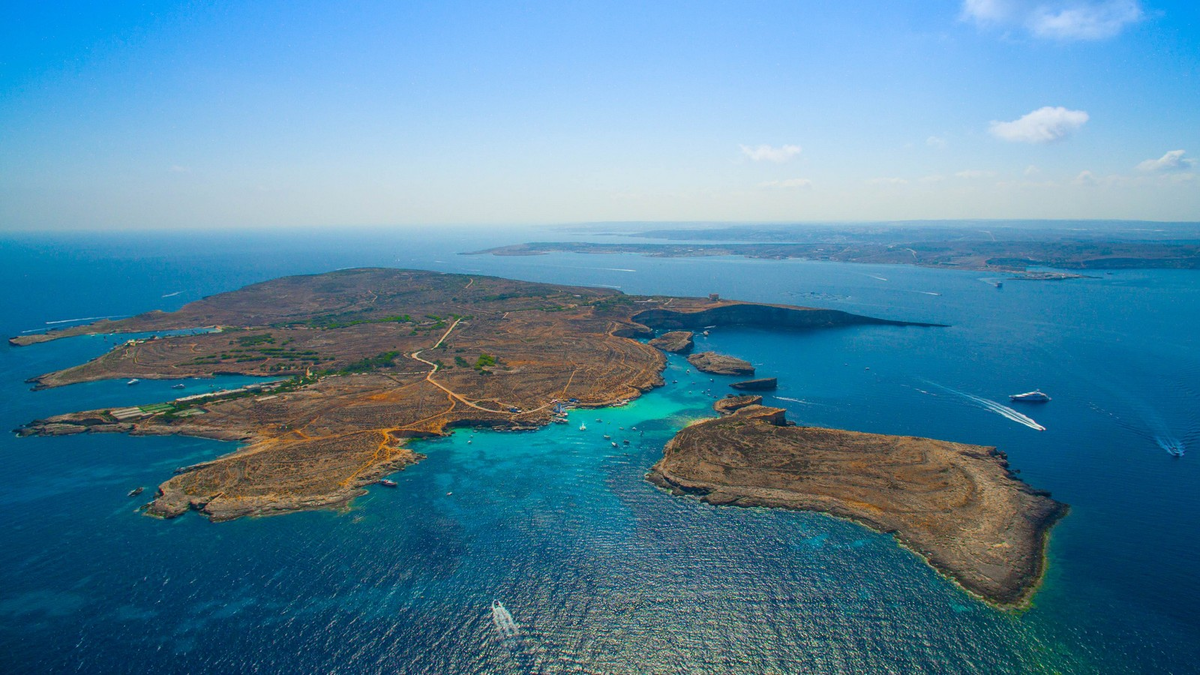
[708,293,720,302]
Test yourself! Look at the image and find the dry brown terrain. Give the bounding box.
[687,351,755,375]
[14,268,912,521]
[648,405,1067,607]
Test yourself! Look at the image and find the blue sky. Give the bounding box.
[2,0,1198,229]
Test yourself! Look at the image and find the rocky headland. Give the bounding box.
[648,406,1067,607]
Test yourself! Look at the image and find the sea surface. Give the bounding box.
[1,228,1197,673]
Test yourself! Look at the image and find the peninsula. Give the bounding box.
[13,268,917,521]
[648,404,1067,607]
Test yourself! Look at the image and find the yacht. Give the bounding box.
[1010,390,1051,403]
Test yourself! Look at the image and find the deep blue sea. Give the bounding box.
[1,228,1198,673]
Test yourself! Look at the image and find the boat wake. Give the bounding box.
[162,291,183,298]
[491,600,519,639]
[921,381,1046,431]
[44,315,120,326]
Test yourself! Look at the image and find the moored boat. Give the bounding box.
[378,479,398,487]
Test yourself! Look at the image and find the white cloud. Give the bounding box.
[962,0,1143,40]
[926,136,947,149]
[1024,165,1041,176]
[955,169,997,178]
[867,177,908,186]
[920,174,946,183]
[740,144,802,163]
[1073,170,1099,186]
[1136,150,1197,172]
[761,178,813,189]
[989,106,1089,144]
[169,165,191,173]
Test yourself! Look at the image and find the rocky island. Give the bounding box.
[12,268,917,521]
[648,330,694,354]
[687,351,755,376]
[648,404,1067,607]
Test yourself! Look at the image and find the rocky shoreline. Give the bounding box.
[648,404,1067,607]
[12,268,934,522]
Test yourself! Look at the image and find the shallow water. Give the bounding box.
[1,230,1197,673]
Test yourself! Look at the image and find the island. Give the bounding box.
[471,221,1200,273]
[648,404,1067,607]
[12,268,921,521]
[730,377,777,390]
[648,330,694,354]
[687,351,755,375]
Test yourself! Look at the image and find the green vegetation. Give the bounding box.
[454,356,470,368]
[339,351,400,374]
[236,333,275,347]
[474,353,496,371]
[297,312,413,330]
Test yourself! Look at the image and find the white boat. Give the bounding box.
[126,378,140,385]
[1010,390,1051,403]
[579,422,587,431]
[491,600,519,638]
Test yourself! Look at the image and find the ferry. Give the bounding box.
[378,479,398,487]
[1010,390,1051,403]
[127,378,140,386]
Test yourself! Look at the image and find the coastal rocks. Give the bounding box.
[686,351,754,376]
[648,331,694,354]
[648,408,1067,608]
[730,377,777,391]
[713,395,762,415]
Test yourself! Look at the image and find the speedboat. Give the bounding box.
[603,434,611,439]
[127,378,140,386]
[611,441,618,448]
[1010,390,1051,403]
[579,422,587,431]
[172,383,185,389]
[491,600,518,638]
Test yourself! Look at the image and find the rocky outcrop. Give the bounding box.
[686,352,754,376]
[730,377,777,391]
[633,302,930,332]
[713,395,763,415]
[648,408,1068,608]
[648,330,694,354]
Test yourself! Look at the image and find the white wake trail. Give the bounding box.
[922,381,1046,431]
